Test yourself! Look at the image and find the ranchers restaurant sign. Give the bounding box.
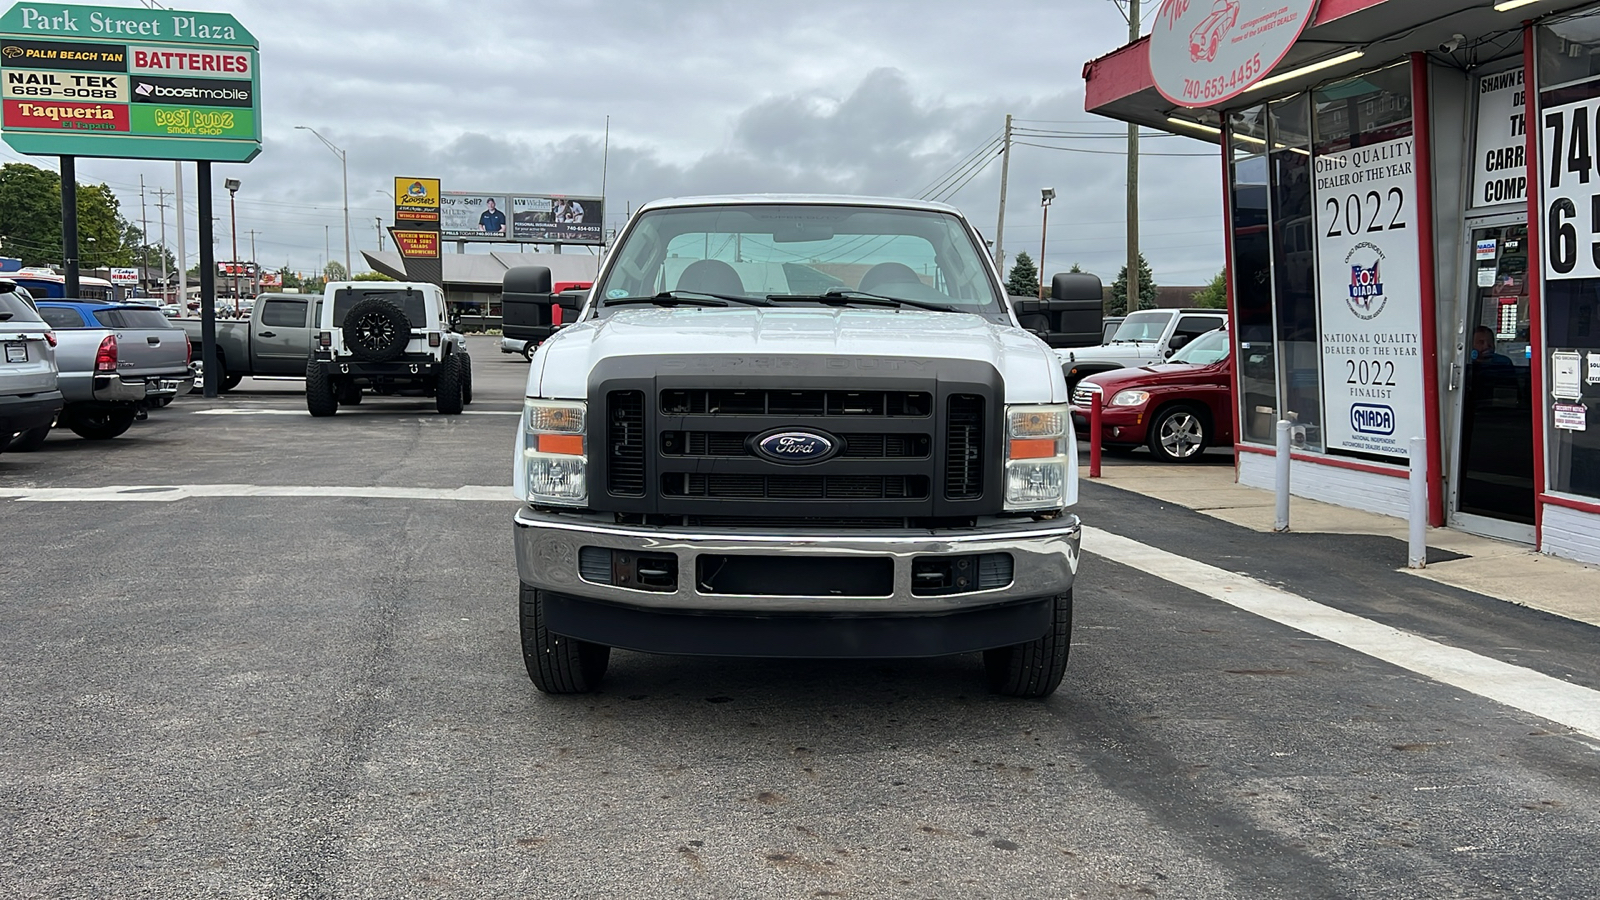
[0,2,259,162]
[1149,0,1318,107]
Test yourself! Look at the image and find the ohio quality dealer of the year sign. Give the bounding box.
[0,2,258,162]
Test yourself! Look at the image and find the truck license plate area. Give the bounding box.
[696,555,892,597]
[5,341,26,363]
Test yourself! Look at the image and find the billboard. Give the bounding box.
[440,192,510,240]
[435,190,602,245]
[0,4,260,162]
[394,176,439,225]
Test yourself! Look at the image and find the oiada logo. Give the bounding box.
[1344,241,1389,320]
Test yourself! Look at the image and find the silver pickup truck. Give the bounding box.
[177,293,318,390]
[35,300,192,440]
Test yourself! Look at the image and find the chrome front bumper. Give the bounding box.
[513,508,1081,614]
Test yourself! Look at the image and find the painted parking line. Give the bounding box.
[0,484,517,502]
[1082,525,1600,743]
[188,409,521,416]
[0,479,1591,742]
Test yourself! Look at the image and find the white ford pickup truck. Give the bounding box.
[508,195,1099,697]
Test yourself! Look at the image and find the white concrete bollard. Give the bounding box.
[1274,419,1291,533]
[1408,436,1427,569]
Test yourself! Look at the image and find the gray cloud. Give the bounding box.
[25,0,1224,286]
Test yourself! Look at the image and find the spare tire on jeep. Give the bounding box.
[342,296,411,362]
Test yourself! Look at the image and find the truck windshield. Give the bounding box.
[1110,310,1174,342]
[332,289,427,326]
[593,203,1005,317]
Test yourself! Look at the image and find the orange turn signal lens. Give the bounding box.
[537,434,584,456]
[1009,438,1056,460]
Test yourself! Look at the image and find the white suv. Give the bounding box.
[305,281,470,416]
[0,284,62,453]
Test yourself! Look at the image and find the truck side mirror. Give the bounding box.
[1036,272,1105,349]
[502,266,559,340]
[1168,334,1190,351]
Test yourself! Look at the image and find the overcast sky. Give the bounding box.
[4,0,1227,286]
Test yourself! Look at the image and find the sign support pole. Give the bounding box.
[60,155,79,298]
[198,161,218,398]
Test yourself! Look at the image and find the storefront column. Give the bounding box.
[1221,127,1244,476]
[1410,52,1447,527]
[1521,22,1547,545]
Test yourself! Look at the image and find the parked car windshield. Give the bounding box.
[1169,327,1230,365]
[1110,310,1174,342]
[332,288,428,326]
[593,203,1006,317]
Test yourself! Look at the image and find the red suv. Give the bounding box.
[1069,326,1233,462]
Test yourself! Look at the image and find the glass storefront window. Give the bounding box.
[1229,105,1279,444]
[1269,94,1323,450]
[1538,19,1600,501]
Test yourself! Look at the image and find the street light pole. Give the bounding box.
[296,125,351,278]
[1038,188,1055,302]
[225,177,241,308]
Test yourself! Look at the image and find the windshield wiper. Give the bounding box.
[767,289,961,314]
[601,290,771,309]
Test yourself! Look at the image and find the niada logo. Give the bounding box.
[1350,403,1395,435]
[752,429,838,464]
[1344,241,1388,320]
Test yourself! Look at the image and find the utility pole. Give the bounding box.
[324,225,330,278]
[247,229,259,294]
[1126,0,1142,313]
[174,162,187,310]
[375,217,384,251]
[994,113,1012,275]
[155,187,170,304]
[139,174,149,298]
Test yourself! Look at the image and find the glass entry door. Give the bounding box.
[1451,221,1535,540]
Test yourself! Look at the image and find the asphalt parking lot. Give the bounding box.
[5,335,1599,899]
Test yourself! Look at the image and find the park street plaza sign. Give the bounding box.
[1149,0,1318,108]
[0,2,259,162]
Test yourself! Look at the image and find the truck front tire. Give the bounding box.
[305,359,338,417]
[520,584,611,694]
[460,352,473,405]
[983,590,1072,698]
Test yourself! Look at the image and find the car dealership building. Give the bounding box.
[1084,0,1600,564]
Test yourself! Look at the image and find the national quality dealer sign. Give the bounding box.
[0,2,259,162]
[1149,0,1318,107]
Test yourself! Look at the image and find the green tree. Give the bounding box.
[1005,251,1039,297]
[1108,252,1158,316]
[1068,262,1084,273]
[0,163,137,268]
[277,267,302,290]
[323,260,348,282]
[1191,269,1227,309]
[352,271,395,282]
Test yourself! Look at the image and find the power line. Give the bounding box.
[1011,140,1216,157]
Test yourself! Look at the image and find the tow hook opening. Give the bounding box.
[912,553,1014,596]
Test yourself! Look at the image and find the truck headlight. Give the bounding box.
[1004,404,1070,511]
[524,399,587,506]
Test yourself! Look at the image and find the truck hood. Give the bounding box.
[529,307,1066,403]
[1056,341,1160,363]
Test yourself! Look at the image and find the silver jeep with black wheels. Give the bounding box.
[306,281,470,417]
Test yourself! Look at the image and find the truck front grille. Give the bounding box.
[660,389,931,417]
[606,390,646,497]
[661,431,931,459]
[944,394,985,500]
[662,473,929,500]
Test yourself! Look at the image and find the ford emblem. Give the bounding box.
[753,429,839,464]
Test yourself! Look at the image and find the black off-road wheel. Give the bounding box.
[9,425,51,451]
[983,591,1073,698]
[342,297,411,362]
[459,352,473,405]
[305,358,339,417]
[519,585,610,693]
[337,381,363,405]
[435,353,465,415]
[64,407,137,440]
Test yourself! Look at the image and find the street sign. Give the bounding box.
[0,2,259,161]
